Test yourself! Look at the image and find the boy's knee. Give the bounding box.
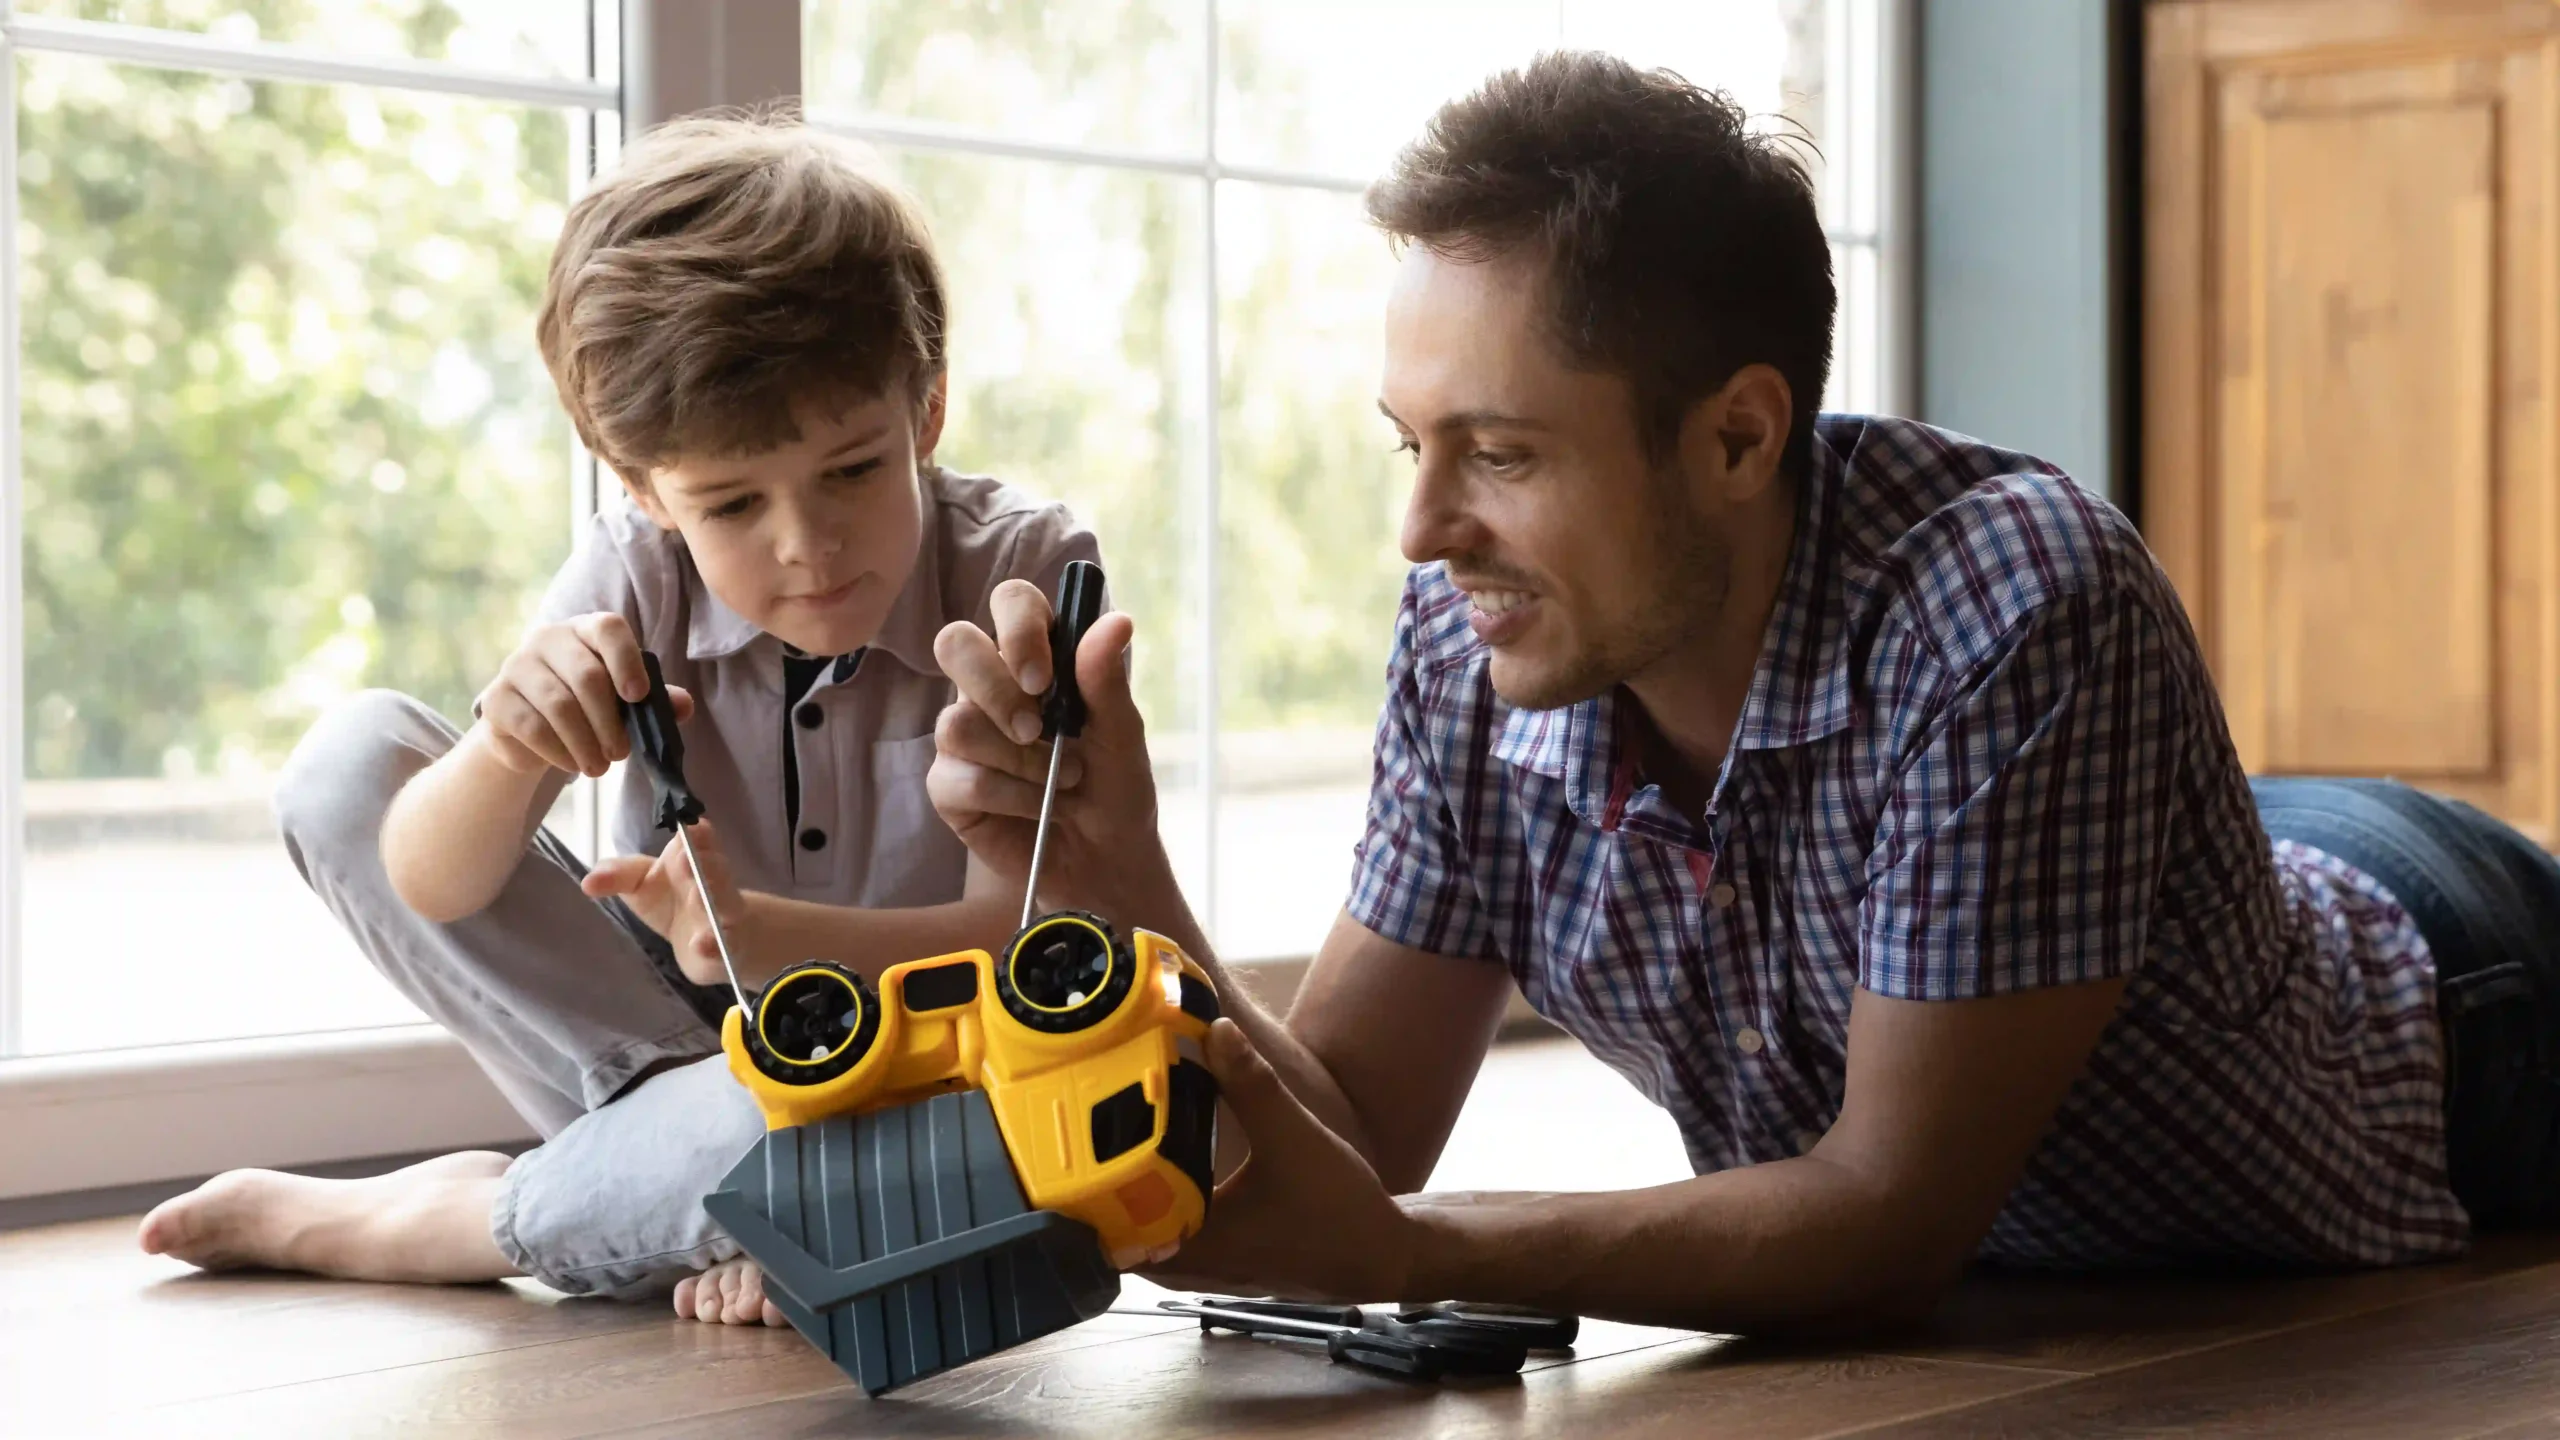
[274,690,453,871]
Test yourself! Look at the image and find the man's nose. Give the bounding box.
[1400,452,1480,564]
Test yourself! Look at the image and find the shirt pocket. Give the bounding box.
[860,732,968,909]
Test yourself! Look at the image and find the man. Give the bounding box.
[928,52,2560,1331]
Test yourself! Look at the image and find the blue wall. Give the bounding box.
[1919,0,2133,503]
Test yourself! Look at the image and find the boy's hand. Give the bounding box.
[928,580,1170,918]
[582,817,753,988]
[476,612,691,778]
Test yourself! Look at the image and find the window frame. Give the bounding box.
[0,0,1912,1202]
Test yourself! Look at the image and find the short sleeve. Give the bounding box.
[530,507,648,635]
[1345,576,1496,960]
[1860,588,2183,999]
[984,503,1104,622]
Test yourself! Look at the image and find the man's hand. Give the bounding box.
[1141,1019,1420,1302]
[582,817,753,988]
[927,579,1178,923]
[475,612,691,777]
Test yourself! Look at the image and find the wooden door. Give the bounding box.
[2146,0,2560,839]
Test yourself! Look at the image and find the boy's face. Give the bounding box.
[628,380,946,657]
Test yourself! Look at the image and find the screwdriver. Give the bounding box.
[621,649,749,1013]
[1022,560,1107,928]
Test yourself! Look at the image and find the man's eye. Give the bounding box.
[1390,438,1420,462]
[1474,449,1527,473]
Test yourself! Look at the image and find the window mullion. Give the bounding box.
[1197,0,1222,946]
[0,10,23,1059]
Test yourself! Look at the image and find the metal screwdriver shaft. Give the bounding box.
[1022,561,1107,929]
[621,649,748,1014]
[674,822,748,1011]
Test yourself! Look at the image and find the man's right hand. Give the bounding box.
[473,612,690,777]
[927,579,1174,922]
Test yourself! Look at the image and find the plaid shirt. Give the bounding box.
[1350,414,2465,1268]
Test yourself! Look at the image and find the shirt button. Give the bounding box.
[1735,1027,1765,1056]
[1709,882,1738,908]
[799,828,827,852]
[795,702,824,730]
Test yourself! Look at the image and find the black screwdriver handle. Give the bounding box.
[1040,560,1107,741]
[621,650,702,831]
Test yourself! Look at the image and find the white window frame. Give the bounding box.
[0,0,1911,1204]
[0,1,621,1200]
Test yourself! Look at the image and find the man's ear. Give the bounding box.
[619,467,678,531]
[914,370,950,462]
[1680,364,1793,504]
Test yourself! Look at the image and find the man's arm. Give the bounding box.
[1397,978,2127,1329]
[1283,909,1514,1194]
[1174,975,2126,1330]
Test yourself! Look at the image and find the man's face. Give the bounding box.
[628,382,943,657]
[1379,248,1739,711]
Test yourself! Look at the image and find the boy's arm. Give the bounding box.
[380,724,570,923]
[384,606,670,923]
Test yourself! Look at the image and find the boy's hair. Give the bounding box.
[537,110,947,484]
[1366,51,1835,477]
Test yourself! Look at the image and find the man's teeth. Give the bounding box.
[1472,589,1531,615]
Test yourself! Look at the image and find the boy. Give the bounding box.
[137,113,1096,1327]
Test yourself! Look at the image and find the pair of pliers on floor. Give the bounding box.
[1155,1296,1578,1381]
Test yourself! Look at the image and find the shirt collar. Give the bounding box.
[683,467,950,674]
[1729,423,1857,751]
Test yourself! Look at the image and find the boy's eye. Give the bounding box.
[827,457,885,484]
[707,494,758,520]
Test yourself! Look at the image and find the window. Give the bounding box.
[0,0,1899,1062]
[2,0,619,1056]
[804,0,1897,964]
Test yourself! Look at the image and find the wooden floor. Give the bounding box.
[14,1037,2560,1438]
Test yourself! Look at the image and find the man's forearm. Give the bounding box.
[1106,862,1379,1166]
[1399,1154,1954,1335]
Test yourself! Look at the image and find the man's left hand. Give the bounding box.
[1142,1018,1420,1301]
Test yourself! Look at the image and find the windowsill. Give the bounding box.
[0,950,1545,1206]
[0,1024,531,1201]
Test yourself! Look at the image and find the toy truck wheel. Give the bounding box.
[997,911,1136,1034]
[745,962,883,1085]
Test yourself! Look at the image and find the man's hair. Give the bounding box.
[536,110,947,484]
[1367,51,1835,476]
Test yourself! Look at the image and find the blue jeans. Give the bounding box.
[2251,777,2560,1227]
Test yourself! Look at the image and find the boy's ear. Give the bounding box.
[619,467,679,531]
[914,371,949,464]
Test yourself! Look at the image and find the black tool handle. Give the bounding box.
[1395,1302,1581,1349]
[1040,560,1107,741]
[1327,1328,1443,1381]
[621,650,702,831]
[1199,1296,1367,1328]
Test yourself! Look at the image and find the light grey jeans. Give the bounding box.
[274,689,764,1299]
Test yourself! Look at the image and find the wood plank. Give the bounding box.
[590,1331,2066,1440]
[1848,1261,2560,1438]
[1885,1232,2560,1376]
[0,1219,660,1425]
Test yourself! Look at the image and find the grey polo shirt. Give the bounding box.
[529,464,1099,908]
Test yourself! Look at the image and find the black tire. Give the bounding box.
[744,962,882,1086]
[996,910,1135,1035]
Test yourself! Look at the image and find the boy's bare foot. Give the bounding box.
[673,1256,787,1327]
[137,1150,517,1284]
